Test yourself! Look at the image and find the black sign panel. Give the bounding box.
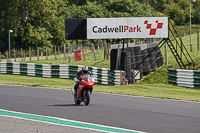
[65,18,87,40]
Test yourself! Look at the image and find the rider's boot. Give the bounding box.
[74,82,79,97]
[74,89,77,97]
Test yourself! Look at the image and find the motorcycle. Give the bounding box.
[72,73,94,106]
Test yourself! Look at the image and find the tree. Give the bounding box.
[0,0,68,52]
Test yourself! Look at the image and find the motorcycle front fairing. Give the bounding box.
[77,74,94,101]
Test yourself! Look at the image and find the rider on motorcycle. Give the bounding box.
[74,66,91,96]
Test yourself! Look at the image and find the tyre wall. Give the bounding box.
[110,43,164,78]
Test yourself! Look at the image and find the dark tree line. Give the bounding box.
[0,0,199,52]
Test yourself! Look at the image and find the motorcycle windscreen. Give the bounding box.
[82,74,91,81]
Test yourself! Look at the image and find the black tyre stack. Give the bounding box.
[155,50,164,68]
[110,49,118,70]
[133,46,143,72]
[110,43,164,80]
[130,47,136,70]
[126,51,132,83]
[147,47,157,71]
[141,49,151,73]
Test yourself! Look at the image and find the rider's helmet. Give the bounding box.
[82,66,89,74]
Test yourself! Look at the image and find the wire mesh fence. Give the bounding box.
[0,44,105,63]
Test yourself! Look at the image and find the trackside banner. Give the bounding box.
[87,17,168,39]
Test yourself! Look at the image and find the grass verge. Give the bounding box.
[0,74,200,102]
[1,33,200,101]
[21,50,110,69]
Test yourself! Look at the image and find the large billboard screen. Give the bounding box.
[87,17,168,39]
[65,18,87,40]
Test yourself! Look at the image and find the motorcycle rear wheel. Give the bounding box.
[74,96,81,105]
[84,91,90,106]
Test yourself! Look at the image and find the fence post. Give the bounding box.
[46,46,48,60]
[0,51,1,62]
[21,48,23,61]
[54,45,57,60]
[82,45,85,62]
[68,40,71,63]
[116,45,120,70]
[37,47,39,61]
[97,43,100,52]
[41,48,43,60]
[91,43,96,61]
[198,31,199,51]
[120,70,123,85]
[50,47,53,59]
[73,45,76,61]
[180,32,183,58]
[87,50,90,62]
[106,43,110,60]
[104,40,107,59]
[165,42,168,65]
[58,46,60,59]
[64,44,66,61]
[23,50,26,61]
[184,33,185,42]
[14,49,16,62]
[29,47,31,61]
[6,51,8,62]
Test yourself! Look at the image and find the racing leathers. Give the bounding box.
[74,70,91,96]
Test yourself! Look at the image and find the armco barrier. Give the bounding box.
[0,62,126,86]
[168,68,200,88]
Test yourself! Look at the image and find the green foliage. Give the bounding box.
[139,66,168,84]
[23,24,53,48]
[140,0,200,25]
[163,2,187,25]
[175,24,200,36]
[105,0,151,17]
[0,0,67,51]
[0,0,199,53]
[163,0,199,25]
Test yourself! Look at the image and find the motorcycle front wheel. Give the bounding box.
[74,96,81,105]
[84,90,90,106]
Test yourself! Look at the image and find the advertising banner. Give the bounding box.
[87,17,168,39]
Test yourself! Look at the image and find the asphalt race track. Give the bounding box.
[0,84,200,133]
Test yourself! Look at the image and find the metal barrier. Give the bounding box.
[0,62,126,86]
[168,68,200,88]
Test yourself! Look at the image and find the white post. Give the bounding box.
[68,40,71,63]
[190,0,192,52]
[184,33,185,42]
[8,30,13,62]
[165,42,168,65]
[190,0,197,51]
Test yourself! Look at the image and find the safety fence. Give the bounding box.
[0,62,126,86]
[168,68,200,88]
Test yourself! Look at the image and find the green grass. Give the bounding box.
[161,33,200,70]
[21,50,110,69]
[20,33,200,70]
[1,33,200,101]
[139,66,168,84]
[0,74,74,89]
[0,74,200,101]
[140,33,200,84]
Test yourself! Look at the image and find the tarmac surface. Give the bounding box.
[0,84,200,133]
[0,116,100,133]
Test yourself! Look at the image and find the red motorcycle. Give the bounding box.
[72,73,94,106]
